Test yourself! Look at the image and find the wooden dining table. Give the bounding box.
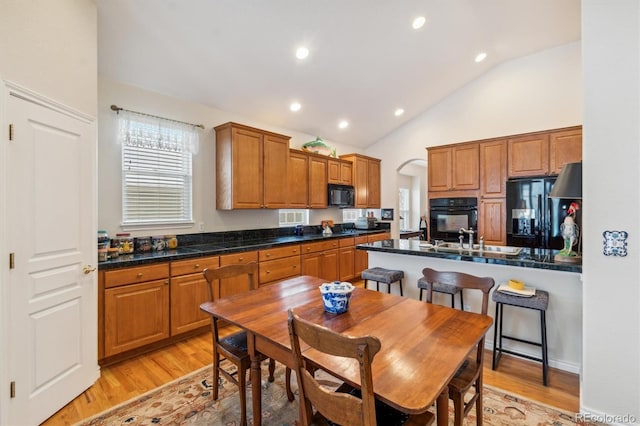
[200,275,493,426]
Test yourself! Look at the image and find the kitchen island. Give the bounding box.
[357,239,582,374]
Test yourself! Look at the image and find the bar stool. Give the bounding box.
[417,277,464,309]
[361,267,404,296]
[492,288,549,386]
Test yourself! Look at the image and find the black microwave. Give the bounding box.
[328,184,354,208]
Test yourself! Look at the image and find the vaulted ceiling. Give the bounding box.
[98,0,581,148]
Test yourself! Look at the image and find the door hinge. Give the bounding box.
[10,381,15,398]
[9,253,15,269]
[9,124,14,141]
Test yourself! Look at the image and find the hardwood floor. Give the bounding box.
[42,281,580,425]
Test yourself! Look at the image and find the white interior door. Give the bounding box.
[3,85,98,425]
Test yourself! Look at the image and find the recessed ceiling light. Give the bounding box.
[394,108,405,117]
[338,120,349,129]
[296,47,309,60]
[475,52,487,63]
[412,16,426,30]
[290,102,301,112]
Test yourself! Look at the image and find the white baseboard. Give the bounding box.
[484,339,581,375]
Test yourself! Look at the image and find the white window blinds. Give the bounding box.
[118,111,199,226]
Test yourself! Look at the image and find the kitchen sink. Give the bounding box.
[433,242,523,255]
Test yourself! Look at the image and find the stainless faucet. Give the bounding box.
[459,227,474,248]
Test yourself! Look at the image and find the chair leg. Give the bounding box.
[376,281,380,291]
[476,374,484,426]
[419,287,424,301]
[450,293,455,308]
[364,279,369,289]
[238,366,248,426]
[285,367,295,401]
[268,358,275,382]
[398,279,403,296]
[212,350,220,400]
[451,390,465,426]
[387,281,391,293]
[459,290,464,310]
[492,302,501,370]
[541,310,549,386]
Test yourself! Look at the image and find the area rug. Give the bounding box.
[75,361,595,426]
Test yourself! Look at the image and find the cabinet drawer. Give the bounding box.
[259,256,300,284]
[219,251,258,266]
[301,240,340,254]
[104,263,169,289]
[171,255,219,276]
[354,236,368,245]
[259,245,300,261]
[367,232,391,243]
[339,237,355,248]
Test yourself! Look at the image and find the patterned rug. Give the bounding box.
[75,361,593,426]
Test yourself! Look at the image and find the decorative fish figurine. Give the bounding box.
[301,137,337,157]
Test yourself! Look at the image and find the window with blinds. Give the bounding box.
[118,112,198,227]
[122,145,192,225]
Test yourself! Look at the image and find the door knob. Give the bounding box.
[83,265,97,274]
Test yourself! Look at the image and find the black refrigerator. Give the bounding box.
[506,178,575,250]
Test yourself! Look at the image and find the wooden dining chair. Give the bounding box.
[421,267,495,426]
[287,309,434,426]
[203,263,294,426]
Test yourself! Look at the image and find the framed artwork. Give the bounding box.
[381,208,394,221]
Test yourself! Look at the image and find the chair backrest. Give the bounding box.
[202,262,259,302]
[288,309,382,426]
[421,267,495,315]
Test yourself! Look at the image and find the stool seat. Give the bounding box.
[492,289,549,311]
[361,267,404,296]
[492,288,549,386]
[417,277,464,309]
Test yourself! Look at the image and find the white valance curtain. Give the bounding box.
[117,110,200,154]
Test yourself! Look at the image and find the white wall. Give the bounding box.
[367,42,582,237]
[0,0,97,115]
[98,77,363,237]
[582,1,640,422]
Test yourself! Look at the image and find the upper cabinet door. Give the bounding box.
[367,159,381,208]
[427,147,452,192]
[230,126,264,208]
[308,155,328,208]
[479,140,507,198]
[263,134,289,208]
[288,150,310,208]
[507,134,550,177]
[549,128,582,175]
[451,144,479,190]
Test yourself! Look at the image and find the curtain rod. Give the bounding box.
[110,105,205,129]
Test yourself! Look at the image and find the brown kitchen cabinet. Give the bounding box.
[339,153,381,208]
[215,122,290,209]
[103,263,170,358]
[508,134,550,177]
[219,251,259,295]
[338,237,356,281]
[479,140,507,198]
[301,240,340,282]
[169,256,219,336]
[428,143,479,192]
[479,198,506,245]
[288,149,328,209]
[549,128,582,174]
[328,158,353,185]
[258,245,300,285]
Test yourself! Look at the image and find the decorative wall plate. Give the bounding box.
[602,230,628,256]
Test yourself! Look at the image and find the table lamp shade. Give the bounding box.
[549,161,582,199]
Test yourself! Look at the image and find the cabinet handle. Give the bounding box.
[164,281,169,285]
[239,257,244,262]
[137,272,143,278]
[266,253,271,257]
[266,270,271,274]
[292,265,297,269]
[194,263,200,269]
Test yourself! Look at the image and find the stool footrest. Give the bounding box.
[500,334,543,348]
[494,347,544,364]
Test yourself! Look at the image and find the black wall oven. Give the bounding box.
[429,197,478,242]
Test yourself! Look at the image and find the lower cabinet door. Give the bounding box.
[104,279,170,357]
[321,249,340,282]
[339,246,355,281]
[170,274,211,336]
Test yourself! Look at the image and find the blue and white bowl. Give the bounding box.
[319,281,355,314]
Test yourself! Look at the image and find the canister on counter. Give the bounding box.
[116,233,134,254]
[152,236,166,251]
[165,235,178,249]
[135,237,151,253]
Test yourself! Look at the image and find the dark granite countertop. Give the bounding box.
[357,239,582,273]
[98,228,388,270]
